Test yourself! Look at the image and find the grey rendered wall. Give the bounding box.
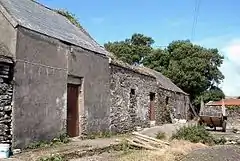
[0,12,17,58]
[68,46,110,134]
[13,28,68,148]
[109,65,157,133]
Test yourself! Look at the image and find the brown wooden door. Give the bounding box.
[149,93,155,121]
[67,84,79,137]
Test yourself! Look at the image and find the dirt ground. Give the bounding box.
[70,140,207,161]
[4,137,120,161]
[181,145,240,161]
[70,123,240,161]
[6,122,240,161]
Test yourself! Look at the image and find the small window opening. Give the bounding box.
[165,96,169,105]
[150,92,155,101]
[130,89,135,95]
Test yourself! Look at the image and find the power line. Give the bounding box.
[191,0,201,41]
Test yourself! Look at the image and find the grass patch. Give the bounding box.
[38,154,66,161]
[117,140,207,161]
[156,132,166,140]
[213,136,227,145]
[26,133,70,150]
[171,125,215,145]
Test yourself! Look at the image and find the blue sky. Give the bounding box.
[39,0,240,96]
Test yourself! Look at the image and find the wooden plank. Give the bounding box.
[132,132,170,145]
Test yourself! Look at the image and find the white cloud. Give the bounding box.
[196,37,240,97]
[222,40,240,66]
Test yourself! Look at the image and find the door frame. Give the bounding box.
[67,76,84,137]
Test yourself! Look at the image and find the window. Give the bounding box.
[130,88,135,95]
[165,96,169,105]
[150,92,155,101]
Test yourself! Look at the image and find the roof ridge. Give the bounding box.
[31,0,103,48]
[0,0,107,55]
[30,0,55,12]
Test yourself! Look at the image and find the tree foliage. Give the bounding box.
[143,40,224,103]
[105,35,225,104]
[194,86,225,106]
[104,33,154,65]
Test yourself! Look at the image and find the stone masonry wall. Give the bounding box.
[109,64,158,133]
[0,61,13,144]
[109,64,190,133]
[155,90,189,125]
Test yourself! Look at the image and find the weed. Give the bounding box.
[156,132,166,140]
[213,136,227,145]
[171,125,214,145]
[38,154,66,161]
[26,133,70,150]
[119,138,131,154]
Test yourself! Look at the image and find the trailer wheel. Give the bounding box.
[222,120,227,132]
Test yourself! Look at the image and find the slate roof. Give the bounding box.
[107,52,187,95]
[0,0,107,55]
[138,66,188,95]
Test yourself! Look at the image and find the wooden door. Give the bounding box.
[149,93,155,121]
[67,84,79,137]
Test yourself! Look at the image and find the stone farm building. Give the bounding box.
[0,0,190,148]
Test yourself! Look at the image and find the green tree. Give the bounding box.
[194,86,225,106]
[143,40,224,104]
[104,33,154,65]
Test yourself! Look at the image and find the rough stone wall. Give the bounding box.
[155,90,190,125]
[109,64,191,132]
[0,61,13,145]
[155,89,173,125]
[227,108,240,130]
[109,64,157,133]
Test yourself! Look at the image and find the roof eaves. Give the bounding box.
[0,2,18,28]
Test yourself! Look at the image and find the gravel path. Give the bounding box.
[181,145,240,161]
[140,122,196,139]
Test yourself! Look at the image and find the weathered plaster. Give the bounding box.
[68,47,110,134]
[12,27,68,148]
[0,12,17,58]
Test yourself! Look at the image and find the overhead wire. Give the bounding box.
[191,0,201,41]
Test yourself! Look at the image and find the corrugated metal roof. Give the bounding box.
[0,0,107,55]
